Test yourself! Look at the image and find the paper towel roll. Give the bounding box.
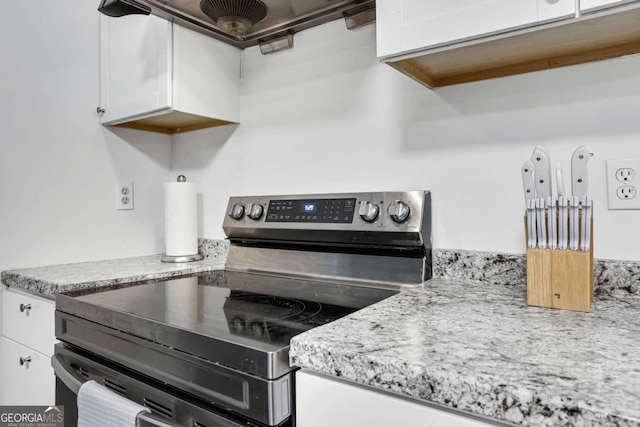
[165,181,198,256]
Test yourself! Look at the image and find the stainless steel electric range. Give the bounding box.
[53,191,432,427]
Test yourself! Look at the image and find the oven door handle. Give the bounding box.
[52,353,84,395]
[136,413,181,427]
[52,354,180,427]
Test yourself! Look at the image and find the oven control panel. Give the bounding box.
[223,191,431,235]
[266,198,356,223]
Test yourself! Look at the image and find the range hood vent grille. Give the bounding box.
[200,0,268,37]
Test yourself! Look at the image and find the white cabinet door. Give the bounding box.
[1,288,55,357]
[296,371,501,427]
[0,337,55,405]
[580,0,635,12]
[100,13,172,124]
[377,0,575,58]
[172,24,241,123]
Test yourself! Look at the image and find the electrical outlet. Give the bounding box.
[617,185,637,200]
[616,168,636,182]
[116,182,134,210]
[606,159,640,210]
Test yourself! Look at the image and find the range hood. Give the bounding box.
[98,0,375,50]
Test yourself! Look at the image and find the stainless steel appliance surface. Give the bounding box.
[97,0,376,50]
[54,191,432,427]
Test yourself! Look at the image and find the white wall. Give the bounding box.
[173,19,640,261]
[0,0,171,273]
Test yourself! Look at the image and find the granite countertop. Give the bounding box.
[0,254,226,297]
[290,278,640,426]
[3,243,639,425]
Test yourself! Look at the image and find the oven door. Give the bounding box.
[52,344,263,427]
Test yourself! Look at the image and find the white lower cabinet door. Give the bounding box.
[0,337,55,405]
[580,0,635,12]
[296,370,500,427]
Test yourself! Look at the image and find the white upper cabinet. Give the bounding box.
[100,14,240,134]
[377,0,640,88]
[377,0,575,59]
[100,14,172,125]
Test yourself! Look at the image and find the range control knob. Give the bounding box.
[358,201,379,223]
[246,203,264,220]
[388,200,410,223]
[229,203,245,220]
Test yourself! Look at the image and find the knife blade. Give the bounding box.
[571,146,592,251]
[522,161,537,249]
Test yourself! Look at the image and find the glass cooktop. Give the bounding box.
[56,270,398,378]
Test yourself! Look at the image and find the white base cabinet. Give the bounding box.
[296,370,503,427]
[0,288,56,405]
[100,14,241,134]
[580,0,636,12]
[0,337,55,405]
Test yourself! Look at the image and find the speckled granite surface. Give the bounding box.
[198,238,229,259]
[434,249,640,294]
[290,279,640,426]
[1,254,226,297]
[1,239,230,297]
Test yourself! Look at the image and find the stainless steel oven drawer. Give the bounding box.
[53,344,269,427]
[55,312,292,426]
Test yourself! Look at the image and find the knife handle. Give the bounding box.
[571,146,591,198]
[531,146,552,199]
[522,160,536,207]
[547,196,557,250]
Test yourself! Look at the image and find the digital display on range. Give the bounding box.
[301,203,316,213]
[266,198,356,223]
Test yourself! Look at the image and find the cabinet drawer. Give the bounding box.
[2,289,56,357]
[0,337,55,405]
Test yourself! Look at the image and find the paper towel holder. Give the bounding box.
[161,175,204,263]
[161,253,204,263]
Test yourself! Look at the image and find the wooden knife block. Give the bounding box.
[525,211,594,312]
